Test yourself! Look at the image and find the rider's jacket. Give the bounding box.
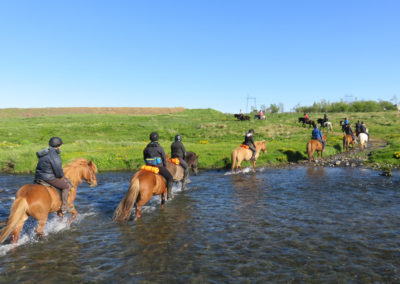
[344,125,353,135]
[143,142,167,167]
[171,141,186,159]
[35,147,64,181]
[243,132,255,147]
[344,119,349,125]
[361,124,367,133]
[312,128,323,140]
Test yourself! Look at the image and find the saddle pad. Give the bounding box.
[168,158,180,165]
[240,144,249,149]
[141,165,160,174]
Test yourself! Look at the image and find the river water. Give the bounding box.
[0,167,399,282]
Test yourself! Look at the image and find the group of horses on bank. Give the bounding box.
[298,117,333,131]
[0,153,200,244]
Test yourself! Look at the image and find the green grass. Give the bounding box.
[0,109,398,173]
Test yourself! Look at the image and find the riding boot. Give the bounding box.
[182,168,189,190]
[251,151,256,161]
[61,188,70,212]
[167,181,173,200]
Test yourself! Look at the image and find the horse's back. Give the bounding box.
[135,170,166,195]
[16,184,52,201]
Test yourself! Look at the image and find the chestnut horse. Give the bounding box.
[113,160,189,222]
[0,158,97,244]
[307,134,327,162]
[231,140,267,174]
[343,134,355,152]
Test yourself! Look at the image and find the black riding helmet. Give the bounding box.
[150,132,159,142]
[49,137,63,147]
[175,134,182,142]
[248,129,254,134]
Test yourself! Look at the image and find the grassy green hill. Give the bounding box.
[0,108,398,173]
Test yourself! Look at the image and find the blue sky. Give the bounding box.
[0,0,399,113]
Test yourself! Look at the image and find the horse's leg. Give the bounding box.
[36,216,48,239]
[252,160,256,172]
[135,195,151,220]
[161,193,166,209]
[67,207,78,224]
[10,214,28,244]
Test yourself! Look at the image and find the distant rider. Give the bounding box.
[323,113,328,123]
[355,120,362,134]
[34,137,72,212]
[171,134,189,183]
[304,113,309,123]
[360,121,370,140]
[312,123,325,149]
[243,129,257,161]
[143,132,174,199]
[344,123,357,143]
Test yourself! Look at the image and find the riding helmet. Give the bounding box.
[150,132,159,142]
[175,134,182,142]
[49,137,63,147]
[249,129,255,134]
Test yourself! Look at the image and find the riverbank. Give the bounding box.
[0,108,398,173]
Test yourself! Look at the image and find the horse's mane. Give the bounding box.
[63,158,97,185]
[185,151,198,164]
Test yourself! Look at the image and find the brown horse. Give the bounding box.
[0,158,97,244]
[307,134,327,162]
[113,161,186,222]
[343,134,355,152]
[231,140,267,174]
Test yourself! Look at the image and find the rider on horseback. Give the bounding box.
[171,134,189,182]
[304,112,309,123]
[344,122,357,143]
[34,137,72,212]
[144,132,174,200]
[323,113,328,123]
[360,121,370,140]
[243,129,257,161]
[312,123,325,149]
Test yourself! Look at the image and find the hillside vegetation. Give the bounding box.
[0,108,398,173]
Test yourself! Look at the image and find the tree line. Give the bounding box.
[294,100,397,113]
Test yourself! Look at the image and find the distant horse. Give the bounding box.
[234,114,250,121]
[298,117,305,124]
[185,151,199,176]
[324,121,333,131]
[0,158,98,244]
[298,117,314,128]
[317,118,325,127]
[254,115,266,120]
[358,133,369,149]
[307,134,327,162]
[231,140,266,174]
[343,134,355,152]
[113,160,186,222]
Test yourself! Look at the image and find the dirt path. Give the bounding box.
[300,136,387,168]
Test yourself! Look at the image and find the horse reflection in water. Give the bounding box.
[0,159,98,244]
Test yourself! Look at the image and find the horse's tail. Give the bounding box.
[231,150,237,171]
[113,177,140,223]
[0,197,28,244]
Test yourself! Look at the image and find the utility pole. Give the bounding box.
[246,95,257,113]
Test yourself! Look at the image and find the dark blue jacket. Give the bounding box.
[312,128,323,140]
[34,147,64,181]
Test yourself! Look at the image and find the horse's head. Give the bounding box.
[84,161,98,187]
[186,152,199,175]
[256,140,267,154]
[64,158,98,187]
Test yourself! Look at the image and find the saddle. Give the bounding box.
[240,144,249,149]
[34,179,62,199]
